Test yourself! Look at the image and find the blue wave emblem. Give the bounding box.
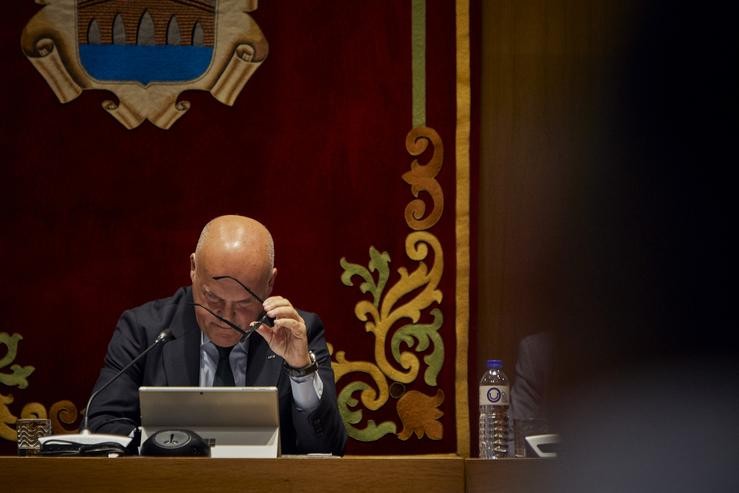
[79,45,213,85]
[76,1,217,85]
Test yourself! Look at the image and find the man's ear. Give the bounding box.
[266,268,277,296]
[190,253,197,283]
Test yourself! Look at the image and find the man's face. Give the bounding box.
[190,258,269,347]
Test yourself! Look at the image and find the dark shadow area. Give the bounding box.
[546,1,737,491]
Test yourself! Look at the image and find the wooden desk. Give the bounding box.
[0,455,555,493]
[465,458,557,493]
[0,455,464,493]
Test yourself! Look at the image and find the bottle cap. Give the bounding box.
[486,359,503,369]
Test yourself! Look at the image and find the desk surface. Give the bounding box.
[0,455,555,493]
[465,458,556,493]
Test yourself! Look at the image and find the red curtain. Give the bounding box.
[0,0,473,456]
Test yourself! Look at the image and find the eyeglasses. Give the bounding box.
[211,275,275,328]
[212,275,264,303]
[190,274,275,342]
[190,302,254,341]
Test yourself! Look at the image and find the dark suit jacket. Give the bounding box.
[510,332,553,420]
[87,286,347,455]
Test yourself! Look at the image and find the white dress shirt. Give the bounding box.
[198,332,323,412]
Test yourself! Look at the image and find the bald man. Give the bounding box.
[86,215,347,455]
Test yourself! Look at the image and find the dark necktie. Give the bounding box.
[213,345,235,386]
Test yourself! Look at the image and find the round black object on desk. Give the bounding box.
[140,429,210,457]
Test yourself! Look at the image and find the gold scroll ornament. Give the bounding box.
[333,126,446,443]
[20,0,268,129]
[1,332,79,442]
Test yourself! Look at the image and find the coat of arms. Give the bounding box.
[21,0,268,129]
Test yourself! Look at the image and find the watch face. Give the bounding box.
[153,430,192,449]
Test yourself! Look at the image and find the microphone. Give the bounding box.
[81,328,175,433]
[39,328,175,455]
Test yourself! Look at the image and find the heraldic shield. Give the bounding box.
[21,0,268,129]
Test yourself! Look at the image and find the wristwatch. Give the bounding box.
[284,351,318,379]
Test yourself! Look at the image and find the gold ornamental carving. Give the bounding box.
[332,126,446,443]
[1,331,80,442]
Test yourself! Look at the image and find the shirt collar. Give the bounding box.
[200,331,249,354]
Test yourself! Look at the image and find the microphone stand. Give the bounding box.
[39,329,175,455]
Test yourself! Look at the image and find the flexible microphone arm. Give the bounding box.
[81,328,175,433]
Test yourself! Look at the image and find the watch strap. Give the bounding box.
[284,351,318,378]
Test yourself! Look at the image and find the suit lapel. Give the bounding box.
[245,336,283,386]
[162,288,200,386]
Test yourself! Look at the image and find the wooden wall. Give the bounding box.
[475,0,637,393]
[477,0,624,384]
[475,0,735,411]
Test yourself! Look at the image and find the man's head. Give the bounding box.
[190,215,276,347]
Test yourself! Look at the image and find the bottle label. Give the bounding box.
[480,385,509,406]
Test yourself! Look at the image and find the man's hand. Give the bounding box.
[253,296,311,368]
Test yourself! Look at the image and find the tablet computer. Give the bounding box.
[139,386,280,457]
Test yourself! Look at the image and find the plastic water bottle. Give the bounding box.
[479,359,510,458]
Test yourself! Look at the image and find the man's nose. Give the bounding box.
[217,302,237,319]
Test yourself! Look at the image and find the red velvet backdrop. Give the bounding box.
[0,0,470,455]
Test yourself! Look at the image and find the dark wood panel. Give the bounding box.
[475,0,636,449]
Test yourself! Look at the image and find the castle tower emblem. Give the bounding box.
[21,0,268,129]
